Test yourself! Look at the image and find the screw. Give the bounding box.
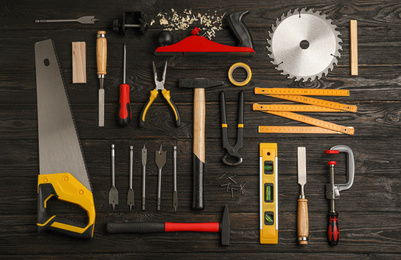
[220,183,230,187]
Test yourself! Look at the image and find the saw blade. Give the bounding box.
[35,39,92,192]
[267,8,342,81]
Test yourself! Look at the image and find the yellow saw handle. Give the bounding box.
[37,173,96,239]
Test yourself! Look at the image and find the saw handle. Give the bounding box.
[227,11,254,49]
[37,173,95,239]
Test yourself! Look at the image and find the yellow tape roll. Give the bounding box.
[228,62,252,87]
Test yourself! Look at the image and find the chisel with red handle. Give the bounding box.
[118,43,131,126]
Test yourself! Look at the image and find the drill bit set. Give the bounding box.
[108,144,178,212]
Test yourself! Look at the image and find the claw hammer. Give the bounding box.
[179,79,224,210]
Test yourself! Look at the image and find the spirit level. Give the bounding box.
[260,143,278,244]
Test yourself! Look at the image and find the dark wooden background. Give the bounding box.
[1,0,401,258]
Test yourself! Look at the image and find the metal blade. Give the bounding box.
[297,147,307,188]
[155,145,166,169]
[142,145,147,166]
[267,8,342,81]
[35,39,91,192]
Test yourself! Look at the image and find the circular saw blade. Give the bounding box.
[267,8,342,81]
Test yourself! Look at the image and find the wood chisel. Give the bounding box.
[97,31,107,127]
[35,39,95,238]
[297,147,309,245]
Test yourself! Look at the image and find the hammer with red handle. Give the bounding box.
[106,205,230,246]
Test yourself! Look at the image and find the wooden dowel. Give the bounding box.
[72,42,86,83]
[350,20,358,76]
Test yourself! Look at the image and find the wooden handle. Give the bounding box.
[350,20,358,76]
[192,88,205,210]
[96,31,107,76]
[193,88,205,162]
[297,198,309,245]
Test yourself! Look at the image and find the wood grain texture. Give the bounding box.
[1,0,401,258]
[350,20,359,76]
[72,42,86,83]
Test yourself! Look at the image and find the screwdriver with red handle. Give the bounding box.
[118,43,131,126]
[327,160,340,246]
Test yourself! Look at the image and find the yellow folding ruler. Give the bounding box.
[260,143,278,244]
[254,88,356,135]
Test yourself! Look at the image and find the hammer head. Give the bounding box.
[179,79,224,89]
[220,205,230,246]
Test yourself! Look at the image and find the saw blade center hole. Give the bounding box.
[300,40,310,50]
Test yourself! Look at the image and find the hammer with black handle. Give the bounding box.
[106,205,230,246]
[179,79,224,210]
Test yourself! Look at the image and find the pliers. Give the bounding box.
[220,91,244,166]
[139,61,181,128]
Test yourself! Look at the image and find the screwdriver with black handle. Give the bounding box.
[96,31,107,127]
[118,43,131,126]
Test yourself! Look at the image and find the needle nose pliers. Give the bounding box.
[139,61,181,128]
[220,91,244,166]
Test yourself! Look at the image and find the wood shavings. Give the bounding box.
[154,9,226,34]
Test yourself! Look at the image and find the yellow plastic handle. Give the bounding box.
[162,89,181,127]
[139,89,159,127]
[37,173,96,239]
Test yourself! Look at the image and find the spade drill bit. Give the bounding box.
[109,144,119,210]
[173,146,178,211]
[141,145,147,211]
[155,145,166,211]
[127,146,135,211]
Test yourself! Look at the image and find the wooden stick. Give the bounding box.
[72,42,86,83]
[350,20,358,76]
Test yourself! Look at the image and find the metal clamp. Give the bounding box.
[325,145,355,199]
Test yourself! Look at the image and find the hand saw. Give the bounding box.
[35,39,95,238]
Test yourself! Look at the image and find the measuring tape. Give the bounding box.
[260,143,278,244]
[254,88,350,96]
[266,111,355,135]
[259,126,345,134]
[253,103,342,112]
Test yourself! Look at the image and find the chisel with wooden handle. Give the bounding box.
[297,147,309,245]
[97,31,107,127]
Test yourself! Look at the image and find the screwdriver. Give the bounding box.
[118,43,132,126]
[96,31,107,127]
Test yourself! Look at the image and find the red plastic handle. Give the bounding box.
[328,212,340,246]
[325,150,339,154]
[165,222,220,232]
[118,83,131,126]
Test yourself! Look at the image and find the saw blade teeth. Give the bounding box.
[267,8,343,82]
